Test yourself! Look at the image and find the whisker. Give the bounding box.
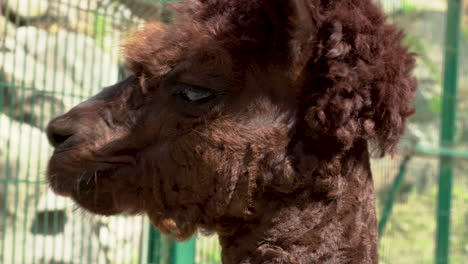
[76,171,86,196]
[87,170,99,185]
[94,170,98,185]
[48,173,57,181]
[72,205,81,212]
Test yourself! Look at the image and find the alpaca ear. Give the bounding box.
[242,0,319,73]
[265,0,317,32]
[289,0,317,33]
[263,0,318,49]
[205,0,318,59]
[285,0,319,80]
[298,3,417,155]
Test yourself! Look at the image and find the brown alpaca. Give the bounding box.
[46,0,416,263]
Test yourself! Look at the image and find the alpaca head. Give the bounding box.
[46,0,416,239]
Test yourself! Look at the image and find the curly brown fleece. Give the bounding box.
[46,0,416,263]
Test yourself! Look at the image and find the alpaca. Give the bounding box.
[46,0,416,263]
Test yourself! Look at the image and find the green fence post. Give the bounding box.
[147,225,162,264]
[169,237,197,264]
[147,223,196,264]
[435,0,463,263]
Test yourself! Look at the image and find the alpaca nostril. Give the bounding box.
[46,119,75,148]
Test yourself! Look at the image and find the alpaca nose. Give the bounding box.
[46,116,76,148]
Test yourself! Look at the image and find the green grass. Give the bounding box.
[378,184,468,264]
[195,234,222,264]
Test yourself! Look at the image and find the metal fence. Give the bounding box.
[0,0,467,263]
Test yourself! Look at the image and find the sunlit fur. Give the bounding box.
[46,0,416,263]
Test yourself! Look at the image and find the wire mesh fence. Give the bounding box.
[376,1,468,263]
[0,0,467,263]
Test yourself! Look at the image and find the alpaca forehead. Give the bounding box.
[123,20,227,76]
[122,4,287,78]
[124,28,293,95]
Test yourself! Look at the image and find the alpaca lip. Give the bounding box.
[47,152,123,199]
[48,168,121,215]
[47,170,104,198]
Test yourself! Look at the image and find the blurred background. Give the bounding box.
[0,0,467,263]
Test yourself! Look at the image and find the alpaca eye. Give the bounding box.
[173,83,215,103]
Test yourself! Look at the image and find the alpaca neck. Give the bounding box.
[217,143,378,264]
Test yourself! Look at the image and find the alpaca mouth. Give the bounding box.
[47,150,134,215]
[48,166,121,214]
